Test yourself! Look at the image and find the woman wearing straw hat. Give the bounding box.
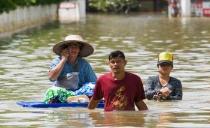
[44,35,97,103]
[145,52,182,101]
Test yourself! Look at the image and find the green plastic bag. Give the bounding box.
[43,86,75,103]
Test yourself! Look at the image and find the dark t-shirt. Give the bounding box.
[145,75,182,100]
[92,72,146,111]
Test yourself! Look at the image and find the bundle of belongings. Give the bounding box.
[43,82,95,103]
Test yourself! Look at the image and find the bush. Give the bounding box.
[0,0,16,13]
[0,0,65,14]
[88,0,140,13]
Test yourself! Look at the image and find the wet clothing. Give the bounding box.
[49,56,97,90]
[92,72,146,111]
[44,86,75,103]
[145,76,182,100]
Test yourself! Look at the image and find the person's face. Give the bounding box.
[158,63,173,76]
[108,57,127,74]
[67,43,80,58]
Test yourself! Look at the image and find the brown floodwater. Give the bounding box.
[0,13,210,127]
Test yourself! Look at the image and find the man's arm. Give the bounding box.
[88,97,100,109]
[135,100,148,111]
[144,77,157,100]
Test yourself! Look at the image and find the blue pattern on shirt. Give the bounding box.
[49,56,97,89]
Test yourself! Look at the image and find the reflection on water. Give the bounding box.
[89,111,145,127]
[0,13,210,127]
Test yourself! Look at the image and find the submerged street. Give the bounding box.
[0,13,210,127]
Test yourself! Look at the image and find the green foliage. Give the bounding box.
[88,0,140,13]
[34,0,63,5]
[0,0,65,14]
[0,0,16,13]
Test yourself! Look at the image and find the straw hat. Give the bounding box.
[53,35,94,57]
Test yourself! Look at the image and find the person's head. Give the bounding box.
[53,35,94,57]
[108,50,127,74]
[157,52,173,75]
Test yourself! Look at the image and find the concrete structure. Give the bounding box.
[201,0,210,16]
[0,5,57,38]
[177,0,210,17]
[0,0,87,38]
[58,0,86,23]
[181,0,191,17]
[140,0,210,17]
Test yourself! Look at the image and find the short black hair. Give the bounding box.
[108,50,125,60]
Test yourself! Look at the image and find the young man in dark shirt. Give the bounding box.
[145,52,182,101]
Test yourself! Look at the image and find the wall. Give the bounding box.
[58,0,86,23]
[0,4,57,38]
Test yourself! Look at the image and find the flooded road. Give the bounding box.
[0,13,210,127]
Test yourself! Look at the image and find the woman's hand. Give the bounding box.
[160,87,171,97]
[61,48,69,60]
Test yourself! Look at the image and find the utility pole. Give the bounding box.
[181,0,191,17]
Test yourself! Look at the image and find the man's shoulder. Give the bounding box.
[126,72,139,77]
[100,72,110,77]
[170,77,181,83]
[125,72,142,81]
[98,72,111,80]
[147,75,158,80]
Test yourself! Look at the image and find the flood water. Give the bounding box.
[0,13,210,127]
